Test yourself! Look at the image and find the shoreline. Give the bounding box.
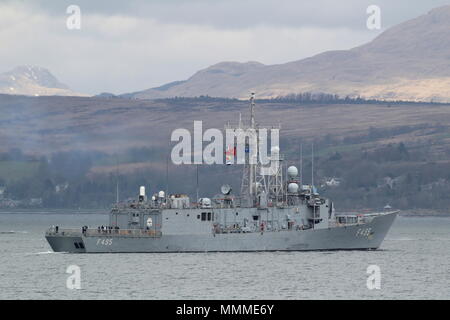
[0,208,449,217]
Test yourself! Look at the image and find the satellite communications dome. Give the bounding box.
[287,166,298,178]
[288,183,299,193]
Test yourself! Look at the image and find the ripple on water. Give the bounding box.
[0,213,449,299]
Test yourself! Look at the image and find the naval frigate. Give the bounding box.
[45,94,398,253]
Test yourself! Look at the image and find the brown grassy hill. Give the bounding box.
[1,94,450,157]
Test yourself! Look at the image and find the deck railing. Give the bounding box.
[46,227,162,238]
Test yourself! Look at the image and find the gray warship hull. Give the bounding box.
[45,94,398,254]
[45,211,397,253]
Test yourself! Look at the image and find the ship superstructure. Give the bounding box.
[45,94,397,253]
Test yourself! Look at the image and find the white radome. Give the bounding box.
[288,183,299,193]
[287,166,298,178]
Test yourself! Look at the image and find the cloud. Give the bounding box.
[20,0,450,29]
[0,0,448,94]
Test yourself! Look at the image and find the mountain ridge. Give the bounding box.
[0,65,86,97]
[125,5,450,102]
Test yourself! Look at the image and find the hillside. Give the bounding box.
[1,94,450,155]
[1,94,450,210]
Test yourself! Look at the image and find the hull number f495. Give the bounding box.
[96,238,113,246]
[356,228,373,238]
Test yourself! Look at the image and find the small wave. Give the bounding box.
[386,237,415,241]
[37,251,65,255]
[25,251,65,256]
[0,230,28,234]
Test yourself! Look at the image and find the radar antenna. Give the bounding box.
[225,93,282,207]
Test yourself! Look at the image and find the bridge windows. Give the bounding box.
[201,212,213,221]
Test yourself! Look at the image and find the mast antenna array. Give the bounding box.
[223,93,283,207]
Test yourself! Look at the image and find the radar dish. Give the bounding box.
[220,184,232,195]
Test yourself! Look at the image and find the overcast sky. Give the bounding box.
[0,0,448,94]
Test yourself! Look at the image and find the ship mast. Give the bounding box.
[225,93,282,207]
[238,93,259,205]
[250,92,255,128]
[249,92,256,198]
[239,93,273,206]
